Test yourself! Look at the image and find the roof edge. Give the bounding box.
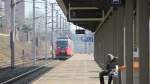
[56,0,68,16]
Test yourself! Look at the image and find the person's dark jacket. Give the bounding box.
[106,58,118,72]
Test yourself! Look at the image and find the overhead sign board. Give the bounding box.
[68,6,104,21]
[76,29,85,34]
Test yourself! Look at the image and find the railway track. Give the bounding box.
[0,60,62,84]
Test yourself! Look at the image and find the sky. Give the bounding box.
[25,0,75,33]
[24,0,92,34]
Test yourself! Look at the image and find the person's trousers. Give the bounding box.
[99,71,113,84]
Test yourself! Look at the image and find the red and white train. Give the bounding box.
[55,37,73,59]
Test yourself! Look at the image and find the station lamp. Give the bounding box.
[109,0,125,7]
[111,0,121,5]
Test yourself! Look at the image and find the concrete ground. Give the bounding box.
[32,54,103,84]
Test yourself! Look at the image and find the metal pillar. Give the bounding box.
[116,7,125,84]
[64,19,66,34]
[84,34,87,54]
[10,0,16,68]
[68,22,71,35]
[56,10,58,33]
[112,10,119,84]
[45,0,48,59]
[125,0,134,84]
[32,0,36,65]
[68,23,70,34]
[59,14,62,34]
[51,3,54,58]
[112,10,117,59]
[136,0,149,84]
[114,7,124,84]
[62,18,64,34]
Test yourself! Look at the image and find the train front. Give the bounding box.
[55,38,73,59]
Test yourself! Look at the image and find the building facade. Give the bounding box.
[0,0,6,32]
[0,0,5,17]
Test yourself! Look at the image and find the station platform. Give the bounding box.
[32,54,102,84]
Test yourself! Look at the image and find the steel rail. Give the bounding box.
[0,61,59,84]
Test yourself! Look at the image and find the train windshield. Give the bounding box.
[57,41,68,48]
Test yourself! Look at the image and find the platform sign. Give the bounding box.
[133,48,139,57]
[81,36,94,42]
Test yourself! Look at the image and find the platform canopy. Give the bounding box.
[56,0,116,32]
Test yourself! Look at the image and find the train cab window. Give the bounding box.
[57,41,68,48]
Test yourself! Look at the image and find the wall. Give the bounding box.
[94,16,114,68]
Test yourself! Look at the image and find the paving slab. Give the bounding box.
[32,54,102,84]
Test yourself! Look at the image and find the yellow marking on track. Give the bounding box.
[0,33,9,37]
